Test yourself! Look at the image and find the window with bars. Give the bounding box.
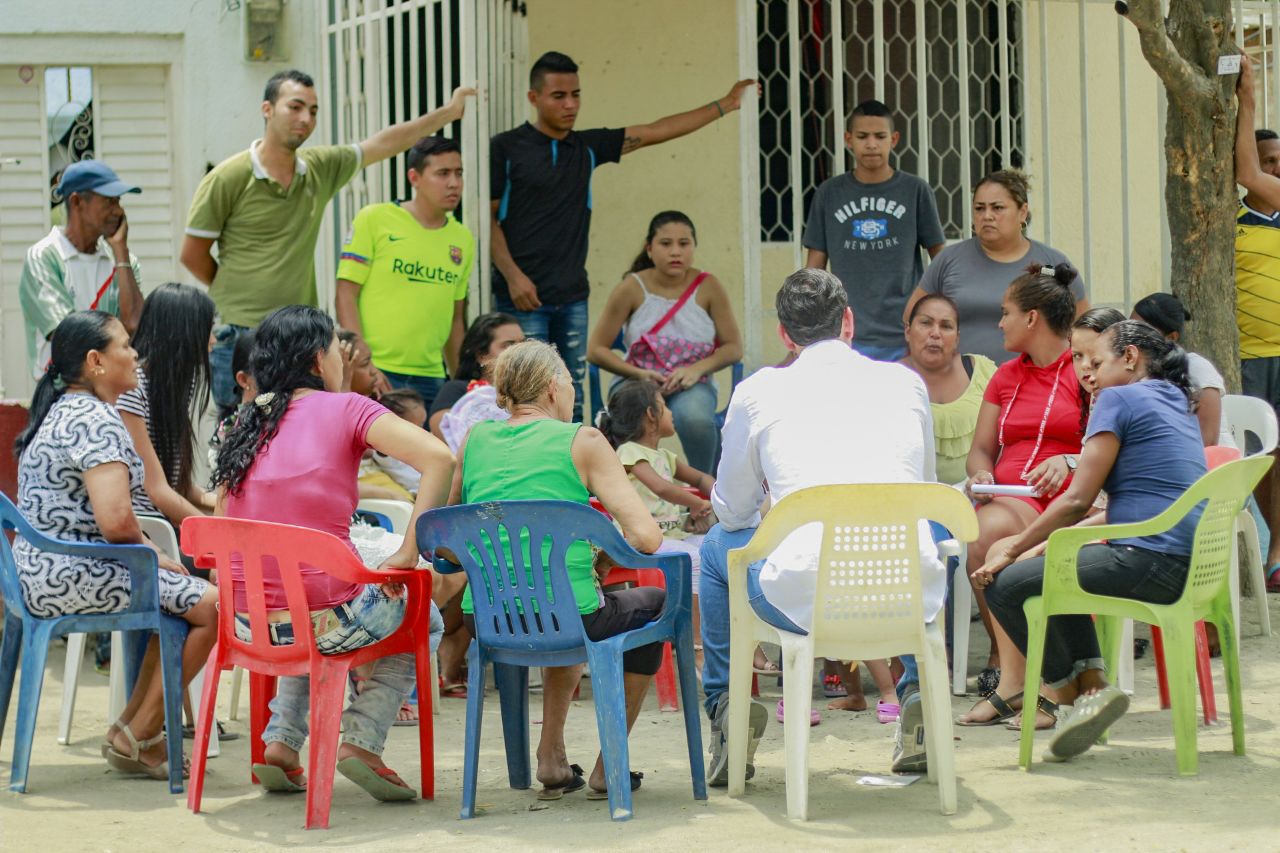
[757,0,1025,243]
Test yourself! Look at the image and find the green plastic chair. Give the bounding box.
[1018,455,1272,775]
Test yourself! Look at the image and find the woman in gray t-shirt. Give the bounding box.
[905,171,1089,363]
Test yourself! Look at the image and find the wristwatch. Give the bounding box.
[1063,454,1078,472]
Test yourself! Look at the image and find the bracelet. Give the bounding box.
[114,261,131,269]
[709,99,725,118]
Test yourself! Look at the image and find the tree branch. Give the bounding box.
[1119,0,1217,106]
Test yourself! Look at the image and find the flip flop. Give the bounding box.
[392,700,419,727]
[536,763,585,800]
[956,691,1023,727]
[183,720,242,741]
[776,699,820,726]
[585,771,643,800]
[336,757,417,801]
[439,678,468,699]
[252,763,307,793]
[1267,564,1280,593]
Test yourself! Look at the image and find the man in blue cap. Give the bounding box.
[19,160,144,377]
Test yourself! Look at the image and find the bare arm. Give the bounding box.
[106,213,142,333]
[121,411,206,524]
[1196,387,1223,447]
[1236,59,1280,209]
[180,235,218,286]
[964,401,1002,500]
[83,462,144,543]
[621,79,756,155]
[804,248,828,269]
[489,200,540,311]
[335,280,363,336]
[586,276,660,380]
[360,87,475,166]
[574,428,662,553]
[629,460,710,514]
[364,412,456,567]
[445,301,466,377]
[672,459,715,495]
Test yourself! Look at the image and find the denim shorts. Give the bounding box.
[234,585,407,655]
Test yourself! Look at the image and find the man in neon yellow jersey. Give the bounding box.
[336,136,473,407]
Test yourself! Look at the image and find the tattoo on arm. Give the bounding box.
[621,135,644,154]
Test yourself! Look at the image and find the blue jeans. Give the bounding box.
[210,323,251,412]
[252,587,444,756]
[494,295,589,422]
[698,524,807,719]
[381,370,445,410]
[852,341,907,362]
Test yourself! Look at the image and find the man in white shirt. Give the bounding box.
[701,268,944,785]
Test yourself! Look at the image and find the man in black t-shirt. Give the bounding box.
[490,51,754,421]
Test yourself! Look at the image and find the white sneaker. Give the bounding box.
[891,687,927,774]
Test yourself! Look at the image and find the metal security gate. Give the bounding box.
[319,0,527,316]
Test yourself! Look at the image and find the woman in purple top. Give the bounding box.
[214,305,454,801]
[972,321,1206,761]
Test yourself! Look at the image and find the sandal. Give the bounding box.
[439,678,468,699]
[956,691,1023,727]
[252,763,307,793]
[753,650,781,676]
[585,771,643,800]
[776,699,820,726]
[336,757,417,801]
[182,719,242,741]
[822,674,847,698]
[1003,695,1059,731]
[393,700,419,727]
[876,700,900,724]
[536,763,586,800]
[106,723,185,780]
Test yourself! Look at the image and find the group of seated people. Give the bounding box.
[6,204,1236,803]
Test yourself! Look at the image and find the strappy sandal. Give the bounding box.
[956,691,1023,726]
[106,723,185,780]
[1003,695,1059,731]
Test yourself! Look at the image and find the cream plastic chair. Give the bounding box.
[725,483,978,819]
[1222,394,1275,638]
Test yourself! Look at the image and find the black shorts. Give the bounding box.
[1242,356,1280,412]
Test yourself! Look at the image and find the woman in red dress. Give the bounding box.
[957,263,1087,721]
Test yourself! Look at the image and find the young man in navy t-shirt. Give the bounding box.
[803,100,946,361]
[489,51,754,421]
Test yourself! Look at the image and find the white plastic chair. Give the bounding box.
[725,484,978,820]
[1221,394,1275,638]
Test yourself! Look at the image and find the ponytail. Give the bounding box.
[1103,320,1194,409]
[627,210,698,275]
[598,378,662,448]
[1007,261,1079,337]
[14,311,116,458]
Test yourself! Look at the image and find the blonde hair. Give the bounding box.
[492,339,569,410]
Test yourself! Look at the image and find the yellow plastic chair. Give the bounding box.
[725,484,978,819]
[1018,455,1271,775]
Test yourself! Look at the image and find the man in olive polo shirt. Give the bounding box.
[335,136,474,407]
[181,68,474,409]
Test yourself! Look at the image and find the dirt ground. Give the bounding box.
[2,599,1278,853]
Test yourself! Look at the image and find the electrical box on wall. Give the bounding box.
[244,0,289,62]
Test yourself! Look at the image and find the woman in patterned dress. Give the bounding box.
[12,310,218,780]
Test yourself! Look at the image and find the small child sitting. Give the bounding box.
[598,379,716,664]
[366,389,429,497]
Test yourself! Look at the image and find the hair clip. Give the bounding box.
[1040,265,1056,277]
[254,391,277,410]
[51,374,66,391]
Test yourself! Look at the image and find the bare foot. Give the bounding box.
[264,740,303,773]
[827,695,868,711]
[535,748,575,788]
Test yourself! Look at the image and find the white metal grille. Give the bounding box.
[755,0,1025,247]
[319,0,527,316]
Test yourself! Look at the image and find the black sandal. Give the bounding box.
[956,691,1023,726]
[1003,695,1059,731]
[586,770,643,800]
[536,764,586,800]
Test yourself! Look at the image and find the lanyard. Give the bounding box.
[89,268,115,310]
[997,357,1066,481]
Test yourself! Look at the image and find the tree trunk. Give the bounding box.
[1160,0,1241,389]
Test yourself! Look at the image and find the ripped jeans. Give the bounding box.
[237,585,444,757]
[494,295,589,422]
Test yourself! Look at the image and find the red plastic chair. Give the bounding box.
[181,516,435,830]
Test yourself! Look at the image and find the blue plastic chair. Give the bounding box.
[587,330,744,426]
[0,493,188,793]
[415,499,706,821]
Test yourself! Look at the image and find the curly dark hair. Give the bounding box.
[455,312,521,382]
[213,305,334,495]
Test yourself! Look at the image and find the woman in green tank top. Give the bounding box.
[448,340,665,801]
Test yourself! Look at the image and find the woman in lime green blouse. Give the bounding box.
[899,293,997,484]
[449,340,663,802]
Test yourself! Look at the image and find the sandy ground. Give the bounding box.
[2,600,1279,853]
